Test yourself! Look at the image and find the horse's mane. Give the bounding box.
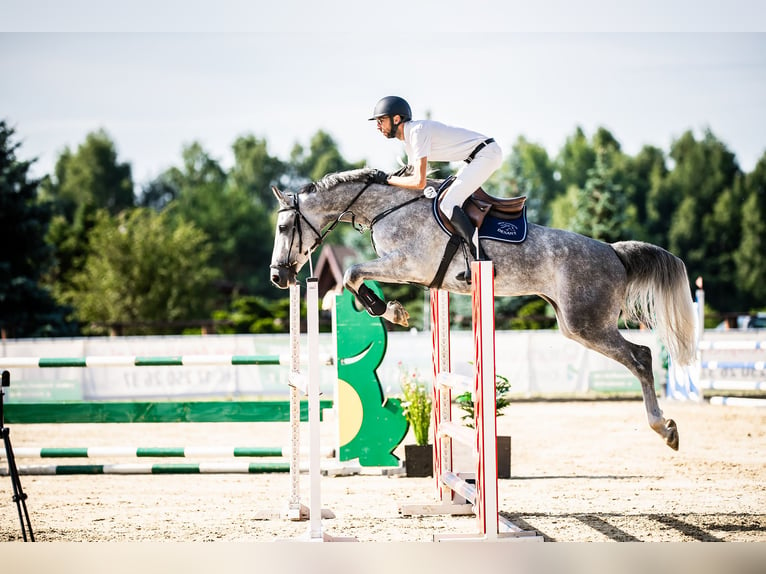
[304,168,376,194]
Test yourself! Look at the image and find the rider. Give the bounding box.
[368,95,503,263]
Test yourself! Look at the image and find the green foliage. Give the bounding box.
[664,129,742,311]
[701,302,721,330]
[44,203,101,307]
[734,153,766,306]
[287,130,365,190]
[571,149,627,242]
[229,134,286,209]
[137,174,178,210]
[556,126,597,191]
[619,145,668,241]
[509,298,555,330]
[488,136,562,225]
[455,373,511,429]
[161,142,274,298]
[65,208,220,335]
[549,185,580,230]
[212,295,293,334]
[41,129,136,320]
[39,128,134,218]
[0,121,75,337]
[399,365,432,446]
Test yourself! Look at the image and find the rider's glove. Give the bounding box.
[369,170,389,185]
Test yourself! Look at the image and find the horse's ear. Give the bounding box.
[272,186,287,205]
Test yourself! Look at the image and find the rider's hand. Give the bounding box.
[369,169,389,185]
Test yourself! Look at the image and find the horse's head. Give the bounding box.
[270,168,379,288]
[269,186,315,289]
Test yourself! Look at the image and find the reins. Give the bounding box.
[368,194,426,253]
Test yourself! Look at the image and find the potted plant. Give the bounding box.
[454,373,512,478]
[399,365,433,477]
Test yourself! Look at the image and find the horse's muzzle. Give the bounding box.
[270,265,295,289]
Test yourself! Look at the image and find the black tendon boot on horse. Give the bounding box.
[450,206,489,282]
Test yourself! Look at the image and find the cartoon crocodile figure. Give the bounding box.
[335,282,408,466]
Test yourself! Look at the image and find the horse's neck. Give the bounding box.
[305,183,379,225]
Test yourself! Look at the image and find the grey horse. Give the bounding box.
[270,168,697,450]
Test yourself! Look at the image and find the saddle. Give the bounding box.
[427,177,527,289]
[434,176,527,233]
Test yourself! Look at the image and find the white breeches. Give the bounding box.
[438,142,503,218]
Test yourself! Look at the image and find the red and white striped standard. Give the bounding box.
[431,287,454,503]
[471,260,499,539]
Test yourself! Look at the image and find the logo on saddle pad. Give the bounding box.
[479,211,528,243]
[497,221,520,237]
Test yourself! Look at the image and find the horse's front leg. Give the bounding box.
[343,258,413,327]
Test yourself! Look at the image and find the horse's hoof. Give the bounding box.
[665,419,679,451]
[387,301,409,327]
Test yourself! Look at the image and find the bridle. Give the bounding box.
[271,181,373,277]
[271,179,426,277]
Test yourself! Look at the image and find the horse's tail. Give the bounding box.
[612,240,697,366]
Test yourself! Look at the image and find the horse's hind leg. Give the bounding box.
[561,324,679,450]
[620,338,679,450]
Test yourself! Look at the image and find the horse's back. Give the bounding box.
[479,223,627,306]
[493,223,624,271]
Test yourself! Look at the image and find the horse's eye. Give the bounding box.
[278,225,287,233]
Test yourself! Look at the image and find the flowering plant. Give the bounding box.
[399,364,432,446]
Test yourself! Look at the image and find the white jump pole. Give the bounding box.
[298,278,355,543]
[306,278,323,540]
[285,283,308,520]
[432,287,450,498]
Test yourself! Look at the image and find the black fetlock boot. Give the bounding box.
[449,206,488,282]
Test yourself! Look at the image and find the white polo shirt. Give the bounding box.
[403,119,489,164]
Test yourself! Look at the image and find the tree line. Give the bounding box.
[1,119,764,338]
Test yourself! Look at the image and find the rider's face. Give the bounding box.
[376,115,399,139]
[375,116,389,136]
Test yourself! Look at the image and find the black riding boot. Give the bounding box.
[450,206,488,283]
[450,206,487,261]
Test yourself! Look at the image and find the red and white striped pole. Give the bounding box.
[472,260,499,539]
[431,287,454,503]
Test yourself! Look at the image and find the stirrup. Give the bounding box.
[455,242,474,284]
[455,266,472,284]
[455,257,495,283]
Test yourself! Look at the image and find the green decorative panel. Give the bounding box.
[335,283,407,466]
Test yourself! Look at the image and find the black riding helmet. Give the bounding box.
[368,96,412,122]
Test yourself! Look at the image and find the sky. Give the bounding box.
[2,2,765,187]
